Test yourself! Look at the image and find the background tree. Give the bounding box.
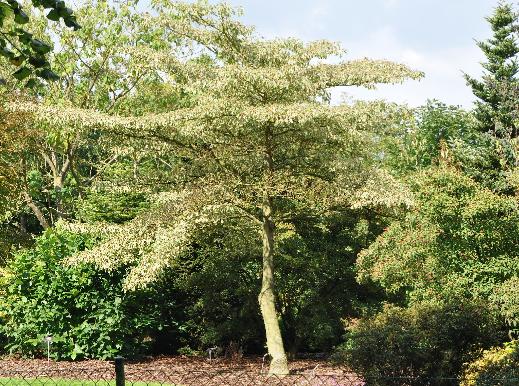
[357,167,519,312]
[0,92,39,258]
[2,0,183,233]
[384,100,513,193]
[465,1,519,138]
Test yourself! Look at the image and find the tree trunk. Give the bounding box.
[259,198,289,376]
[23,191,50,230]
[54,175,65,220]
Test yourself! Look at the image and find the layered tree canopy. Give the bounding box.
[8,0,422,374]
[2,0,519,381]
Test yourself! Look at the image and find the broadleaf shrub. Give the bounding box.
[461,341,519,386]
[335,300,505,386]
[0,228,177,359]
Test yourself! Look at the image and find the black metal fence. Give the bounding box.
[0,358,517,385]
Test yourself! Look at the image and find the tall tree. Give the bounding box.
[465,1,519,138]
[19,1,421,374]
[6,0,181,230]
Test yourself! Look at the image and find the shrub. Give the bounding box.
[491,277,519,335]
[335,300,505,386]
[357,168,519,311]
[461,341,519,386]
[0,228,177,360]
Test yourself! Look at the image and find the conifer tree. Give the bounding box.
[465,1,519,138]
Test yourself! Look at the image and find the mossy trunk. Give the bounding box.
[259,199,289,376]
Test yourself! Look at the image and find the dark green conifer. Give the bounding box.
[465,1,519,138]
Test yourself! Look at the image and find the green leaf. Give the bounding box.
[6,0,19,10]
[58,6,72,18]
[39,0,57,8]
[46,8,59,21]
[30,39,51,55]
[13,8,29,24]
[24,78,39,88]
[12,66,31,80]
[16,29,32,44]
[37,68,60,81]
[28,55,48,68]
[63,15,80,30]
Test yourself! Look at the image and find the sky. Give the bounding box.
[205,0,502,108]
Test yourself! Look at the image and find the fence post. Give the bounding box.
[115,356,125,386]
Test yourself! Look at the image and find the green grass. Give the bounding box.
[0,379,176,385]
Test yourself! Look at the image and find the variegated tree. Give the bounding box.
[18,1,421,375]
[4,0,183,230]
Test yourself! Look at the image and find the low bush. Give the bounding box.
[461,341,519,386]
[335,300,505,386]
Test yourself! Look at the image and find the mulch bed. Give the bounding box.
[0,356,361,385]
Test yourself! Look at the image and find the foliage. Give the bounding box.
[0,93,35,212]
[1,0,186,233]
[336,301,505,385]
[22,0,421,373]
[0,0,79,85]
[3,0,519,372]
[162,208,386,355]
[357,167,519,308]
[491,277,519,334]
[0,227,177,359]
[383,100,516,193]
[385,100,477,175]
[464,1,519,137]
[275,209,386,353]
[76,191,149,224]
[461,341,519,386]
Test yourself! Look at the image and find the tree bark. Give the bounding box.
[42,147,73,221]
[259,197,289,376]
[23,191,50,230]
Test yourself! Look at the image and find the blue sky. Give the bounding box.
[207,0,501,108]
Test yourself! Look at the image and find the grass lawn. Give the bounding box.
[0,379,175,385]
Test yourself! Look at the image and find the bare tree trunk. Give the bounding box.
[23,191,50,230]
[54,175,64,220]
[42,147,73,221]
[259,197,289,376]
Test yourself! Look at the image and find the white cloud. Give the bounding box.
[337,26,484,107]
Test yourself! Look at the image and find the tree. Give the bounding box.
[384,100,477,175]
[158,205,387,355]
[19,1,421,374]
[465,1,519,138]
[5,0,181,231]
[0,92,35,215]
[357,167,519,309]
[383,100,513,192]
